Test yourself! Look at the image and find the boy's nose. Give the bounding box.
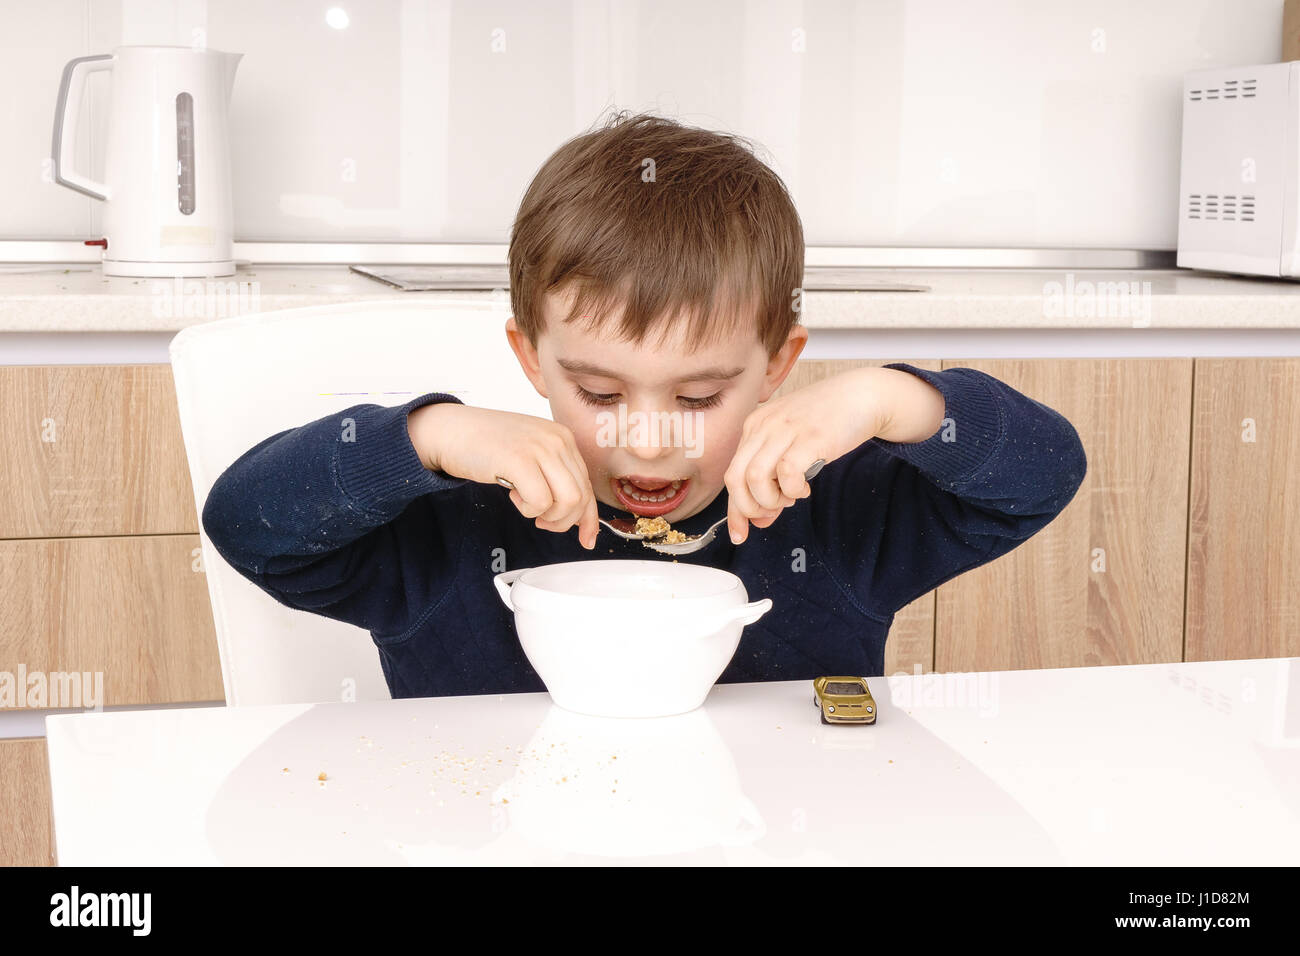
[626,441,672,463]
[624,407,681,456]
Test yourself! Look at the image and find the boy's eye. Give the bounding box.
[572,385,723,409]
[573,386,621,406]
[678,392,723,409]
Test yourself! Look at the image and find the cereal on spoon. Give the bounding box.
[634,515,692,545]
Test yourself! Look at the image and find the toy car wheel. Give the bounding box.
[814,695,820,707]
[820,710,830,725]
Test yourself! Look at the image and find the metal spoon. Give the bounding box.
[490,478,653,541]
[494,458,826,554]
[639,458,826,555]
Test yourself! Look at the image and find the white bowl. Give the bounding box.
[494,560,772,718]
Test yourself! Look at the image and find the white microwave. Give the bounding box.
[1177,61,1300,279]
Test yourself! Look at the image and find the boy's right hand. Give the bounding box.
[407,403,599,550]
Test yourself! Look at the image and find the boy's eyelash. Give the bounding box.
[572,385,723,409]
[572,386,620,406]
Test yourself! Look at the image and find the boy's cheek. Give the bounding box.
[549,403,600,453]
[692,422,743,490]
[568,422,612,487]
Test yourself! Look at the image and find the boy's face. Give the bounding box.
[506,287,806,522]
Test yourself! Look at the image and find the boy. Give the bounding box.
[202,111,1087,698]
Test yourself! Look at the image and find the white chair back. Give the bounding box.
[169,297,550,705]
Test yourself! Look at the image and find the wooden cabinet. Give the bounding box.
[0,739,56,866]
[0,535,224,706]
[772,356,1300,673]
[0,365,197,538]
[934,359,1192,672]
[1187,359,1300,660]
[0,366,224,710]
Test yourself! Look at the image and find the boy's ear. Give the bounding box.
[504,316,548,398]
[758,325,809,402]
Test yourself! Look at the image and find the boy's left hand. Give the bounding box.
[724,367,943,544]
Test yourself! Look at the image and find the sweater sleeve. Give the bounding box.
[809,364,1087,619]
[200,391,470,640]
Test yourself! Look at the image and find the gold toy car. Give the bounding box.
[813,676,877,724]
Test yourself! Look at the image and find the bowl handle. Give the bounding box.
[707,598,773,629]
[493,568,530,612]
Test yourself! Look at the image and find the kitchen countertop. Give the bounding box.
[44,657,1300,865]
[4,264,1300,332]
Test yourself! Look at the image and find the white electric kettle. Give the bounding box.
[52,45,242,277]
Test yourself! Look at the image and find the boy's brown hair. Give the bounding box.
[508,110,805,359]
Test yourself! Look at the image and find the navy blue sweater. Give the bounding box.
[201,363,1086,697]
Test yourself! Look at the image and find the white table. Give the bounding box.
[45,658,1300,865]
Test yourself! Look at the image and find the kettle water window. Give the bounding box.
[176,92,195,215]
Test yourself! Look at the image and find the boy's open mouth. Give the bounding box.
[610,474,690,517]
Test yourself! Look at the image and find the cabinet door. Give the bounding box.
[933,359,1191,671]
[770,358,942,676]
[0,365,198,539]
[1187,359,1300,660]
[0,739,55,866]
[0,535,224,706]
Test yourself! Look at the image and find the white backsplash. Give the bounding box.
[1,0,1285,248]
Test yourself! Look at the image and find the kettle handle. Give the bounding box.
[51,54,114,201]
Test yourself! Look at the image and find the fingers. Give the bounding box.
[505,460,551,518]
[552,436,599,550]
[507,427,597,549]
[745,434,800,511]
[552,431,598,549]
[532,455,584,524]
[725,430,815,544]
[775,454,813,501]
[578,493,599,550]
[725,434,781,544]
